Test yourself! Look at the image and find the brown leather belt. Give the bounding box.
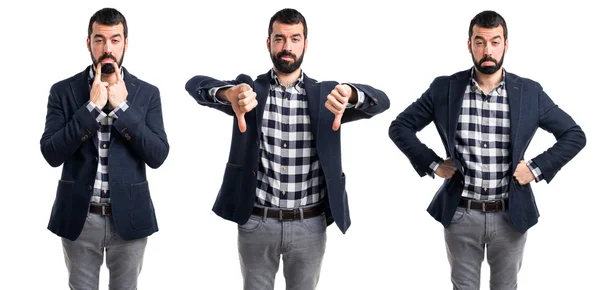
[252,205,324,221]
[458,198,508,212]
[89,204,112,216]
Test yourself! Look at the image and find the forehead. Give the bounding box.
[271,21,304,37]
[471,25,504,40]
[91,22,124,38]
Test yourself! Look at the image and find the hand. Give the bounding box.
[107,62,128,108]
[435,158,457,179]
[224,83,257,133]
[513,160,534,185]
[325,84,353,131]
[90,63,108,108]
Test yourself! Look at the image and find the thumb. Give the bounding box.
[332,114,342,131]
[236,112,247,133]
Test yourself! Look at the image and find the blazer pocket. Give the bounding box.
[51,180,75,220]
[129,181,152,230]
[217,163,243,206]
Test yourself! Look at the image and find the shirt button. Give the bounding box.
[87,185,92,190]
[484,187,488,191]
[252,171,256,177]
[282,167,287,172]
[484,165,488,169]
[283,143,287,148]
[283,119,288,124]
[282,191,286,195]
[483,143,488,148]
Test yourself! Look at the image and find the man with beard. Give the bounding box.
[185,8,389,290]
[389,10,585,289]
[40,8,169,289]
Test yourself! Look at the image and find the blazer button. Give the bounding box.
[124,133,131,141]
[95,156,98,162]
[87,185,92,190]
[81,136,87,141]
[252,171,256,176]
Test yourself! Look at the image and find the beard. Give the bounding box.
[472,49,505,75]
[91,50,125,74]
[271,49,304,74]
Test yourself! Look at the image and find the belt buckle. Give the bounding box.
[101,205,109,216]
[482,201,500,212]
[278,209,296,221]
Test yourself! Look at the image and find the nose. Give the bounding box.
[483,43,493,56]
[282,39,292,51]
[103,42,112,54]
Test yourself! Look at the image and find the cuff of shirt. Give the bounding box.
[108,100,129,119]
[86,100,107,121]
[342,83,365,108]
[209,85,234,105]
[526,160,544,182]
[428,158,444,179]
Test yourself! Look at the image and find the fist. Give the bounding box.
[325,84,353,131]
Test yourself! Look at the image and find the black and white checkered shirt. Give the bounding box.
[211,70,364,208]
[86,67,129,204]
[432,69,543,200]
[253,71,324,208]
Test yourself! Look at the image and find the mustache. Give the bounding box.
[276,51,296,60]
[99,53,118,63]
[479,56,497,66]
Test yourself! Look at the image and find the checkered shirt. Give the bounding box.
[86,66,129,204]
[432,69,543,200]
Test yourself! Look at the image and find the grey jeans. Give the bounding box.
[61,212,148,290]
[444,206,527,290]
[237,208,327,290]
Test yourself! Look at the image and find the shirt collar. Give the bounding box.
[469,67,506,94]
[270,69,304,91]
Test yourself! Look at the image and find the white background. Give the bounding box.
[1,0,598,289]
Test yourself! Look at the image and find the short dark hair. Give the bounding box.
[469,10,507,40]
[268,8,307,38]
[88,8,128,39]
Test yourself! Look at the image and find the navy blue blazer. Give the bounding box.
[40,66,169,241]
[389,69,585,233]
[185,72,389,233]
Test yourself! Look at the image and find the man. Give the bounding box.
[40,8,169,290]
[389,10,585,290]
[185,8,389,290]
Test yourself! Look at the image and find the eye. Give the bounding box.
[493,41,500,45]
[94,39,103,44]
[112,39,120,44]
[292,38,300,42]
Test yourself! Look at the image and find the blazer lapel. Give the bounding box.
[304,75,322,139]
[447,73,469,170]
[253,73,270,139]
[506,74,523,171]
[111,67,139,144]
[70,66,99,151]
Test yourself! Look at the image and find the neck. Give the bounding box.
[474,68,503,92]
[274,68,302,87]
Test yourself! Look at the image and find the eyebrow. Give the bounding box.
[274,33,303,38]
[474,35,502,41]
[93,33,122,39]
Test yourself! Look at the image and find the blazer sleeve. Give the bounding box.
[40,84,101,167]
[530,85,586,183]
[340,83,390,123]
[185,74,254,116]
[112,86,170,169]
[388,80,444,177]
